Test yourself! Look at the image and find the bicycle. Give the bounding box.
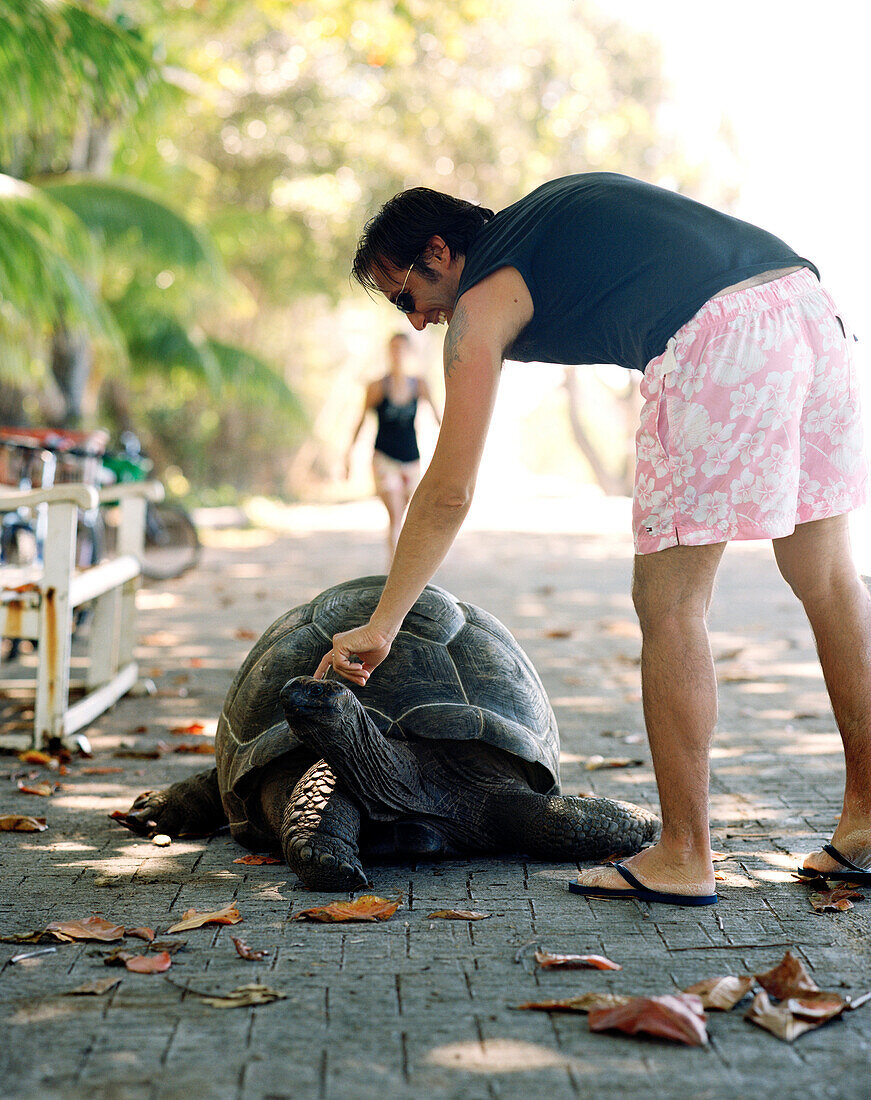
[101,432,201,581]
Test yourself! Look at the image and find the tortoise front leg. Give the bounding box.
[121,767,226,837]
[259,761,368,891]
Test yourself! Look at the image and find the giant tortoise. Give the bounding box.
[122,576,658,890]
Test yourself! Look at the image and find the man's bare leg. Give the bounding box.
[577,542,725,894]
[773,514,871,871]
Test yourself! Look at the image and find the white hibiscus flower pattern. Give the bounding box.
[634,273,868,553]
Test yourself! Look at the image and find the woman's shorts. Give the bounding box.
[372,450,420,496]
[633,267,868,555]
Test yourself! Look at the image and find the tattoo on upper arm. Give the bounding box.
[444,304,470,379]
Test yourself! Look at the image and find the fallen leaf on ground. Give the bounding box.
[166,903,242,933]
[124,951,172,973]
[534,949,621,971]
[231,937,270,961]
[754,951,818,998]
[172,742,215,754]
[149,939,187,955]
[583,756,643,771]
[588,993,708,1046]
[46,916,126,943]
[710,851,730,862]
[170,721,206,736]
[543,628,574,639]
[80,766,124,775]
[683,974,754,1010]
[234,629,257,640]
[515,993,632,1014]
[808,887,864,912]
[292,895,401,923]
[65,975,123,996]
[232,854,283,865]
[17,750,53,765]
[17,780,56,797]
[126,927,155,942]
[745,989,847,1041]
[113,748,164,760]
[0,930,50,944]
[167,979,286,1008]
[0,815,47,832]
[427,910,491,921]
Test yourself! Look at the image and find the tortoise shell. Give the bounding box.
[215,575,560,844]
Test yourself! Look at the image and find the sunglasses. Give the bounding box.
[393,261,416,314]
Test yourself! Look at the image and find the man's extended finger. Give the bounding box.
[313,651,333,680]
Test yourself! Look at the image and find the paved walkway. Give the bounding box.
[2,498,870,1099]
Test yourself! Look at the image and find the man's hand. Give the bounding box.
[314,623,395,686]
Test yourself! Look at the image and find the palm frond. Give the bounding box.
[40,176,225,280]
[208,338,306,421]
[0,173,116,341]
[118,307,222,390]
[0,0,154,155]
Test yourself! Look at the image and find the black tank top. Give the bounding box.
[374,377,420,462]
[455,173,816,372]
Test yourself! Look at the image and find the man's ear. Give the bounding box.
[424,235,451,268]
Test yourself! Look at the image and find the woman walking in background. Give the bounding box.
[346,332,441,564]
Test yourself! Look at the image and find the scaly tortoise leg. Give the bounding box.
[260,760,368,891]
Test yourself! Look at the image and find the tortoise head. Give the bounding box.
[279,675,366,742]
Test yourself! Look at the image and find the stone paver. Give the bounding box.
[2,503,870,1099]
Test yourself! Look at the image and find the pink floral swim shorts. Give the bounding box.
[633,267,868,555]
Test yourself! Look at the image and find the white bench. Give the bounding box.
[0,479,163,750]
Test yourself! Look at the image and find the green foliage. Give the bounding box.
[0,174,115,339]
[0,0,154,172]
[42,176,223,278]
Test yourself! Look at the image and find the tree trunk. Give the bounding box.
[50,323,92,427]
[562,366,629,497]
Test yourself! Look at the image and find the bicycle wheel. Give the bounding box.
[141,502,201,580]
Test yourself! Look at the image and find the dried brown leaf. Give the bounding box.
[65,975,123,996]
[126,927,155,942]
[124,951,172,973]
[166,902,241,933]
[292,894,400,923]
[232,854,283,865]
[17,780,56,797]
[515,993,632,1014]
[169,721,206,736]
[543,628,574,639]
[17,750,53,765]
[46,916,125,943]
[755,951,818,998]
[683,974,754,1010]
[168,979,286,1008]
[588,994,708,1046]
[584,756,643,771]
[534,949,621,971]
[427,910,491,921]
[0,815,47,832]
[745,989,845,1042]
[231,937,270,961]
[172,742,215,754]
[808,887,864,912]
[80,766,124,775]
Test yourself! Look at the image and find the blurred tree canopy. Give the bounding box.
[1,0,728,497]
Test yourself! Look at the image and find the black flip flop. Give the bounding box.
[568,862,718,907]
[795,843,871,884]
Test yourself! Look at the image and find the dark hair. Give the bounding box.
[352,187,495,292]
